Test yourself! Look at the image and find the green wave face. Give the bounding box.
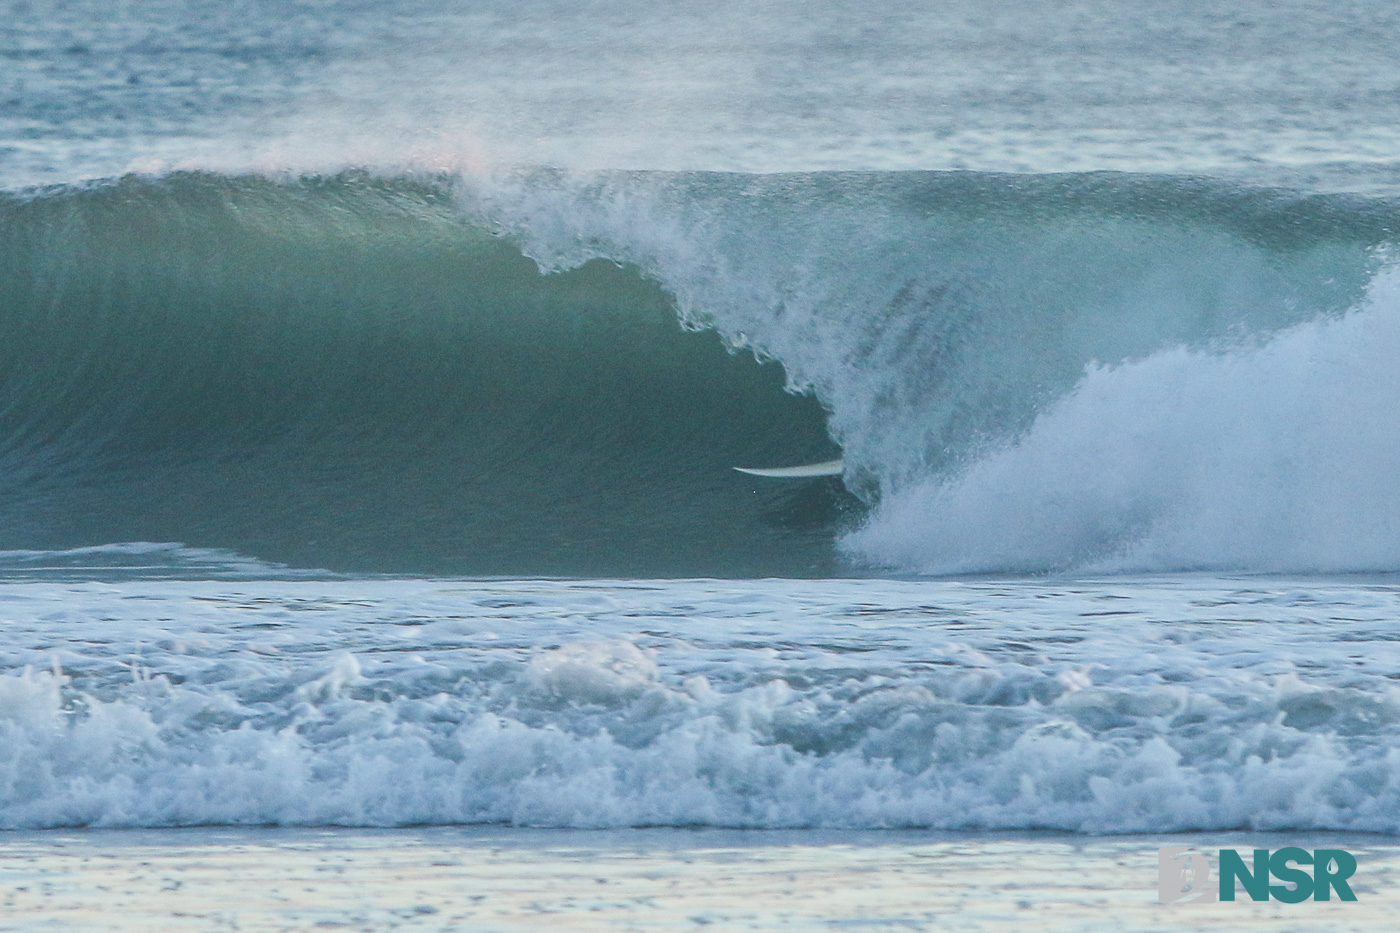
[0,173,846,576]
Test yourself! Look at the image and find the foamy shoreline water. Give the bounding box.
[5,573,1400,833]
[2,826,1397,931]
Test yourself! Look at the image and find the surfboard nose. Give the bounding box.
[733,459,844,478]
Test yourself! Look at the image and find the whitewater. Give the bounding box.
[5,2,1400,928]
[5,570,1400,835]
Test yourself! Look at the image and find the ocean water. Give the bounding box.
[4,0,1400,925]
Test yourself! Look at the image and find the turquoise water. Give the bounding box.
[4,0,1400,862]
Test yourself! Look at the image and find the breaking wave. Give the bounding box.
[2,168,1397,574]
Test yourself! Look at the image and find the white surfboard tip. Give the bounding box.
[733,459,844,478]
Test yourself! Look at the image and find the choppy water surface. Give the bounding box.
[4,570,1400,832]
[5,1,1400,192]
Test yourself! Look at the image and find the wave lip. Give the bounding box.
[470,168,1400,576]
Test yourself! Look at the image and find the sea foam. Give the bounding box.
[4,577,1400,831]
[847,267,1400,573]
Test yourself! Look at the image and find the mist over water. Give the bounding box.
[6,1,1400,192]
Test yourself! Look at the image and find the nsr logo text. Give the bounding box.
[1159,847,1358,904]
